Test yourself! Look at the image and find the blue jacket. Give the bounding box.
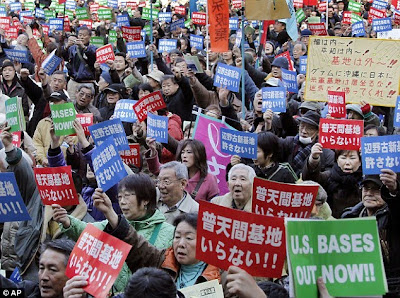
[66,44,97,81]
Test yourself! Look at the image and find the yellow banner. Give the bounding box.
[304,36,400,107]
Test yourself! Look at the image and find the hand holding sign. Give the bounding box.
[379,169,397,194]
[63,276,88,298]
[0,125,13,151]
[310,143,323,163]
[92,188,119,228]
[226,266,267,298]
[52,204,71,228]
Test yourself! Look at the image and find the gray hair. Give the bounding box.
[228,164,256,183]
[160,161,188,180]
[300,180,327,204]
[77,83,95,95]
[294,41,307,53]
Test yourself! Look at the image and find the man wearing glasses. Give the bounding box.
[156,161,199,225]
[74,83,101,122]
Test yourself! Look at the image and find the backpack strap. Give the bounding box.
[149,223,162,245]
[191,176,205,200]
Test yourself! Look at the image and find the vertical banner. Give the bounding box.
[208,0,229,52]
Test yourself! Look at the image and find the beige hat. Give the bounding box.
[146,69,164,84]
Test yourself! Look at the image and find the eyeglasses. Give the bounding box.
[155,179,180,187]
[78,91,93,99]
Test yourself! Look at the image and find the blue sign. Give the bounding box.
[158,39,177,53]
[394,96,400,127]
[92,138,128,192]
[49,18,64,31]
[170,18,185,32]
[89,118,130,152]
[35,8,45,19]
[372,17,392,32]
[141,30,146,40]
[281,68,298,93]
[65,0,76,9]
[361,135,400,175]
[158,12,172,23]
[220,128,257,159]
[147,113,168,143]
[299,56,307,74]
[117,15,130,27]
[4,49,30,63]
[10,2,21,11]
[113,99,138,123]
[42,50,62,75]
[126,41,146,58]
[190,34,204,50]
[108,0,118,8]
[0,173,31,222]
[372,0,388,10]
[229,17,239,30]
[352,21,366,37]
[19,10,32,22]
[213,63,241,93]
[10,267,22,283]
[100,63,110,72]
[261,87,287,113]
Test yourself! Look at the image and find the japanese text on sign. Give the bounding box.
[327,91,346,118]
[114,99,138,123]
[89,118,130,152]
[220,128,257,159]
[147,113,168,144]
[158,39,177,53]
[119,143,140,168]
[213,63,241,93]
[96,44,115,64]
[262,87,287,113]
[319,119,364,150]
[132,91,166,122]
[0,173,30,222]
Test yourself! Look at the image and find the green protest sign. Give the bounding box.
[307,16,321,24]
[286,218,387,298]
[296,9,305,23]
[54,4,64,13]
[5,97,25,133]
[50,102,77,136]
[142,7,159,20]
[127,7,133,17]
[39,3,45,8]
[185,18,192,28]
[91,36,105,47]
[76,7,90,20]
[65,10,74,19]
[37,39,44,49]
[24,1,35,10]
[143,25,151,35]
[108,30,117,44]
[351,12,363,23]
[45,10,56,19]
[98,0,108,5]
[348,0,362,12]
[97,8,113,20]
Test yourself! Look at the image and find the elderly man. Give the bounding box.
[211,164,256,212]
[74,83,101,122]
[157,161,199,224]
[0,239,75,298]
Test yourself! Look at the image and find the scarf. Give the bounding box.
[292,136,313,176]
[176,261,207,289]
[325,163,362,200]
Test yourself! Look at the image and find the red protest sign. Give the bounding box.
[89,2,99,12]
[294,0,303,8]
[34,166,79,206]
[79,19,93,29]
[308,23,327,35]
[394,11,400,24]
[42,24,49,36]
[22,16,34,26]
[64,16,71,32]
[126,1,138,9]
[174,6,186,15]
[327,91,346,118]
[393,0,400,10]
[275,51,294,71]
[138,1,146,7]
[192,12,206,26]
[368,7,385,23]
[12,131,21,148]
[5,26,18,39]
[66,224,132,298]
[73,113,93,136]
[209,0,229,52]
[232,0,242,8]
[120,144,141,168]
[319,118,364,150]
[132,91,166,122]
[96,44,115,64]
[342,11,352,24]
[197,201,286,278]
[318,1,327,12]
[121,26,141,41]
[252,178,318,218]
[0,17,10,30]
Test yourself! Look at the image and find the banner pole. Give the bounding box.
[150,1,154,71]
[241,16,245,120]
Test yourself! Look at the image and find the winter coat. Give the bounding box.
[27,36,54,82]
[0,79,29,117]
[65,45,97,82]
[252,163,296,183]
[163,76,194,122]
[211,192,252,212]
[104,215,221,287]
[61,209,175,294]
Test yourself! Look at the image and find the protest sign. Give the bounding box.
[261,87,287,113]
[41,49,62,75]
[174,5,186,15]
[299,56,307,74]
[232,0,242,7]
[296,9,306,23]
[113,99,137,123]
[0,17,10,30]
[90,37,105,48]
[65,0,76,9]
[170,18,185,31]
[141,7,159,20]
[92,138,128,191]
[372,17,392,32]
[147,113,168,143]
[286,218,387,298]
[192,12,206,25]
[89,119,129,152]
[11,131,21,148]
[119,143,140,168]
[197,201,286,277]
[76,7,89,20]
[5,26,18,40]
[308,23,327,35]
[352,21,366,36]
[184,55,204,73]
[75,113,93,136]
[213,63,241,92]
[342,11,354,24]
[4,49,30,63]
[220,128,256,159]
[245,0,290,20]
[372,0,388,10]
[35,8,45,19]
[66,224,131,298]
[193,114,231,194]
[253,178,318,218]
[126,41,146,58]
[0,173,30,222]
[50,102,76,136]
[96,44,115,64]
[34,166,79,206]
[108,30,117,44]
[116,14,130,27]
[121,26,141,41]
[229,17,239,30]
[351,12,363,23]
[180,280,224,298]
[361,135,400,174]
[132,91,166,122]
[378,28,400,39]
[49,18,63,31]
[305,36,400,106]
[189,34,204,50]
[10,267,22,283]
[5,97,25,133]
[395,96,400,127]
[275,51,294,71]
[281,69,298,93]
[319,119,363,150]
[208,0,229,52]
[307,16,321,23]
[348,0,361,11]
[158,12,172,22]
[79,20,93,30]
[10,2,21,11]
[89,2,99,12]
[327,91,346,118]
[318,1,327,12]
[158,39,177,53]
[368,7,386,23]
[97,9,112,20]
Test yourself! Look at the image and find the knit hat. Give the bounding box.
[271,57,289,70]
[297,110,320,128]
[101,71,113,85]
[346,104,363,118]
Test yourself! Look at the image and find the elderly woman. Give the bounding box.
[90,190,221,289]
[211,164,256,212]
[52,173,175,293]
